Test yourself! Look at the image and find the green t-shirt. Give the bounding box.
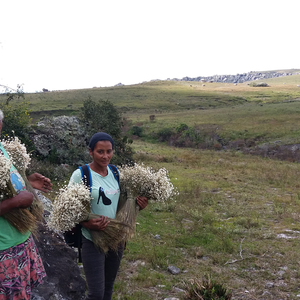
[0,143,30,251]
[69,166,120,241]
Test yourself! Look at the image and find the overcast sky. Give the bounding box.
[0,0,298,93]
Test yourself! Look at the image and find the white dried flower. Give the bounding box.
[0,153,12,190]
[47,182,91,231]
[1,136,31,172]
[119,163,178,201]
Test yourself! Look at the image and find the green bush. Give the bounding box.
[176,123,189,133]
[0,86,35,152]
[130,125,143,137]
[156,127,175,142]
[79,96,133,164]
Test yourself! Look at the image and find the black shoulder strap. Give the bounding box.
[79,164,92,191]
[108,164,120,186]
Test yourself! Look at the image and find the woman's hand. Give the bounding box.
[136,196,148,210]
[81,216,110,231]
[27,173,53,193]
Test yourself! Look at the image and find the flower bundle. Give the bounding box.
[0,153,12,196]
[48,181,130,253]
[48,182,92,231]
[1,136,44,223]
[119,163,177,202]
[1,136,31,172]
[116,163,178,240]
[0,152,37,234]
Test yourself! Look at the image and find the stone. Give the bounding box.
[265,282,274,288]
[167,266,180,275]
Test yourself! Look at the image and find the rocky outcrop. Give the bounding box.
[172,70,298,84]
[29,116,90,165]
[32,219,86,300]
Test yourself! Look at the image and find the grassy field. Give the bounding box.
[112,141,300,299]
[4,72,300,298]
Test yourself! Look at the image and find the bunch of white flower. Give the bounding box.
[48,182,91,231]
[119,163,178,201]
[0,153,12,191]
[0,136,31,172]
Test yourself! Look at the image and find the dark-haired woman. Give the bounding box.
[69,132,148,300]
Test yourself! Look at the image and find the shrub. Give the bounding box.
[0,86,34,151]
[176,123,189,133]
[130,125,143,137]
[156,128,175,142]
[79,96,133,164]
[27,157,75,182]
[250,82,269,87]
[182,276,232,300]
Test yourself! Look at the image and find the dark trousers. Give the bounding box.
[81,236,123,300]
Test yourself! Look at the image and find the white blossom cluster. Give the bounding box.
[0,136,31,172]
[0,153,12,191]
[48,182,91,231]
[119,163,178,202]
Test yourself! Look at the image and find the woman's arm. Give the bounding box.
[0,191,34,216]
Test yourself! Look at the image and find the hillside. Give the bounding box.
[1,71,299,121]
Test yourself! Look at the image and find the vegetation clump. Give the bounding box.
[182,276,232,300]
[0,86,34,151]
[79,96,133,165]
[250,82,269,87]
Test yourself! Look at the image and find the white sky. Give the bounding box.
[0,0,299,93]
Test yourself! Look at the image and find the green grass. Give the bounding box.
[110,140,300,299]
[127,100,300,145]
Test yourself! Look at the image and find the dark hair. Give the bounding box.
[88,132,115,151]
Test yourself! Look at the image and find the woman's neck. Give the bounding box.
[89,163,108,176]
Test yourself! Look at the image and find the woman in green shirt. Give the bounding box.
[0,109,52,299]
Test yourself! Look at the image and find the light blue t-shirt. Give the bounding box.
[69,165,120,241]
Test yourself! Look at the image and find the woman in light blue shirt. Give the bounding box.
[69,132,148,300]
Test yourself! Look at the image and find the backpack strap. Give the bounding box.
[79,164,92,191]
[75,164,92,263]
[108,164,120,186]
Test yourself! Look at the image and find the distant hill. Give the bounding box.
[172,69,300,84]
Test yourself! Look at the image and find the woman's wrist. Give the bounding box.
[0,196,19,215]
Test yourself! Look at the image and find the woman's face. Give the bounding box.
[89,140,113,168]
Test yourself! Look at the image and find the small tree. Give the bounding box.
[0,85,34,151]
[79,96,133,165]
